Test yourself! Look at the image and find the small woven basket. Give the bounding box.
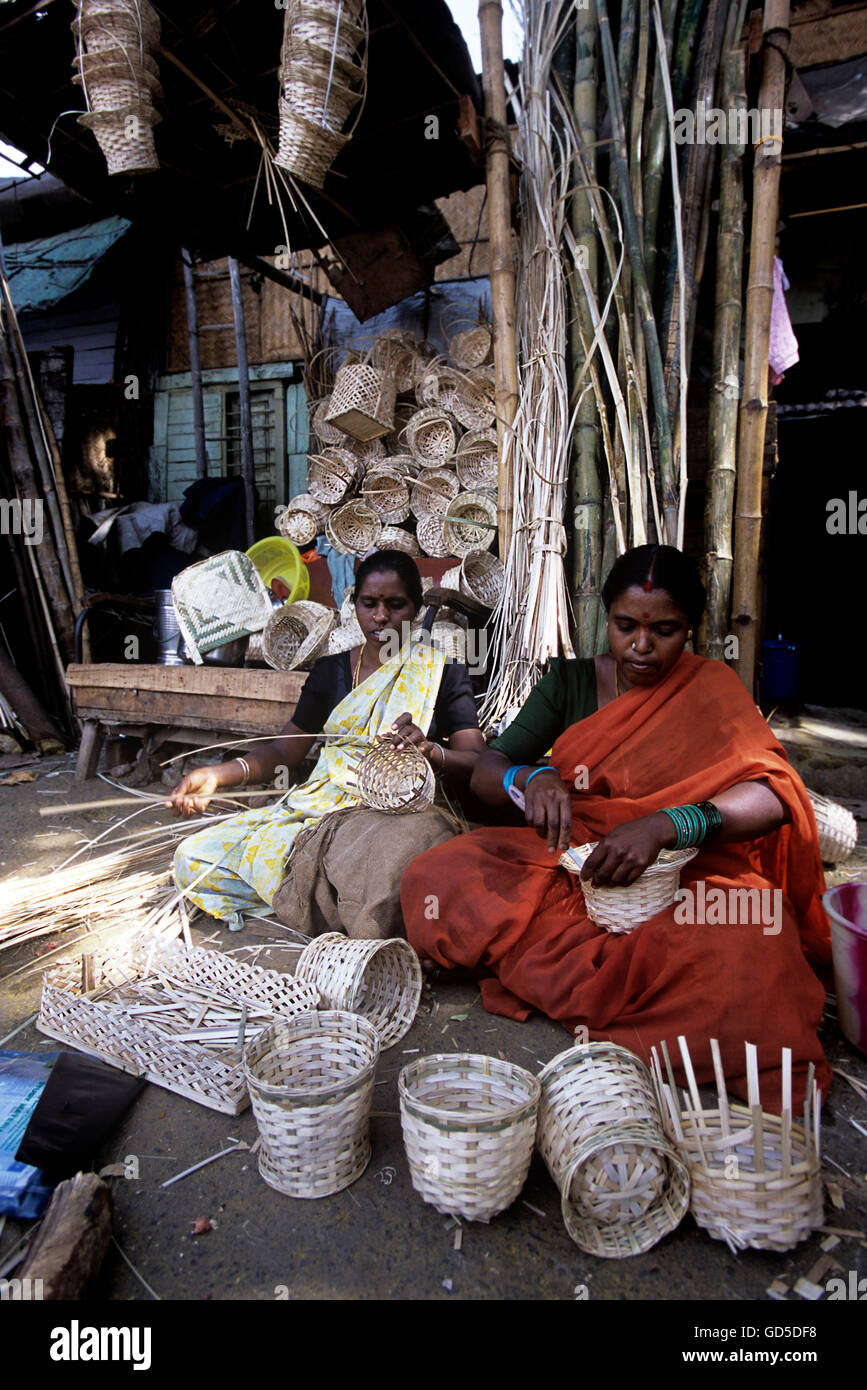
[306,447,358,505]
[325,500,382,557]
[370,330,423,395]
[244,1010,379,1198]
[560,842,698,933]
[450,323,493,370]
[278,494,328,546]
[311,396,347,447]
[343,434,386,472]
[539,1042,690,1258]
[410,466,460,520]
[455,429,498,489]
[416,513,451,558]
[416,360,462,411]
[404,407,458,466]
[361,465,411,524]
[377,525,421,556]
[399,1053,540,1221]
[450,368,496,431]
[295,934,422,1049]
[459,551,505,608]
[351,740,435,814]
[652,1037,823,1253]
[78,104,159,174]
[326,362,396,441]
[808,790,857,863]
[443,489,497,559]
[262,600,336,672]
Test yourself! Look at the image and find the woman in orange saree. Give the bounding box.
[401,546,832,1109]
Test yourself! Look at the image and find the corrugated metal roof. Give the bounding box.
[3,214,130,312]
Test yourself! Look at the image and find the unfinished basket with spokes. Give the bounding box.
[410,466,460,519]
[652,1036,823,1253]
[560,842,698,933]
[306,448,358,505]
[539,1042,690,1258]
[326,362,396,441]
[295,934,422,1048]
[459,551,505,608]
[455,429,498,489]
[325,500,382,557]
[244,1010,379,1198]
[361,465,411,524]
[350,739,435,815]
[808,789,857,863]
[400,1053,540,1221]
[262,600,336,672]
[415,513,451,558]
[405,407,458,467]
[443,489,497,559]
[377,525,421,556]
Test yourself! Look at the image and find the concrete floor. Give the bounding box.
[1,731,866,1303]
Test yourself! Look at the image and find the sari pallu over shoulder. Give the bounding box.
[401,653,832,1109]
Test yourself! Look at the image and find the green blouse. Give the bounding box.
[489,657,598,765]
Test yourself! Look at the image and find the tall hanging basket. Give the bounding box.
[442,490,497,559]
[652,1037,823,1253]
[459,551,505,608]
[281,73,362,134]
[808,790,857,864]
[404,408,458,467]
[244,1011,380,1198]
[361,465,411,524]
[399,1054,540,1221]
[455,429,498,489]
[307,448,358,505]
[560,843,698,934]
[274,102,349,190]
[78,104,159,175]
[74,51,162,110]
[326,363,396,441]
[538,1043,690,1258]
[410,466,460,519]
[262,600,336,672]
[76,0,161,52]
[325,500,382,557]
[295,934,422,1048]
[351,740,435,815]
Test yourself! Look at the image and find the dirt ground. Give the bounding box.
[1,705,865,1304]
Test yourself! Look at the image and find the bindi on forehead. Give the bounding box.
[641,611,651,621]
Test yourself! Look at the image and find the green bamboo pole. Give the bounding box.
[671,0,706,112]
[643,0,679,297]
[700,43,747,661]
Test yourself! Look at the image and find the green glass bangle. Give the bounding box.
[660,801,722,849]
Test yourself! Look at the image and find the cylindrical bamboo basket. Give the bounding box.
[361,465,411,524]
[262,600,336,671]
[410,466,460,519]
[560,843,698,933]
[326,362,396,441]
[295,934,422,1048]
[400,1053,540,1221]
[73,51,162,110]
[808,790,857,864]
[77,104,160,175]
[538,1043,690,1258]
[274,102,348,189]
[442,489,497,559]
[243,1010,379,1198]
[324,500,382,557]
[459,550,505,607]
[405,407,458,467]
[455,429,498,489]
[306,448,358,505]
[352,740,435,815]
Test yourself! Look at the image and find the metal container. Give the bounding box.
[154,589,185,666]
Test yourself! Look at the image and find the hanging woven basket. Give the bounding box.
[325,362,396,441]
[415,513,451,559]
[808,790,857,863]
[73,49,162,111]
[400,1053,540,1221]
[450,322,493,370]
[455,429,498,489]
[306,447,358,505]
[459,551,505,608]
[262,600,337,672]
[76,1,161,53]
[351,740,435,814]
[295,934,422,1049]
[404,407,458,467]
[450,368,496,431]
[78,104,160,175]
[410,466,460,520]
[283,5,365,65]
[281,73,362,134]
[325,500,382,557]
[442,489,497,559]
[560,842,698,933]
[361,465,411,524]
[274,102,349,189]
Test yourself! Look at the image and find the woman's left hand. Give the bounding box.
[580,812,676,887]
[389,711,437,763]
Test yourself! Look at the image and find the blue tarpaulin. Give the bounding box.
[3,215,131,313]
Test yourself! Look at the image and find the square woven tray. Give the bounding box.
[37,934,320,1115]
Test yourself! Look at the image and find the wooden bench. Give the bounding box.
[66,664,306,783]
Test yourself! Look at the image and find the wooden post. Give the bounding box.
[228,256,256,547]
[732,0,789,693]
[18,1173,113,1300]
[478,0,519,556]
[182,250,208,481]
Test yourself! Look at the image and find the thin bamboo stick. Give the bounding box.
[642,0,678,296]
[745,1042,764,1172]
[732,0,790,693]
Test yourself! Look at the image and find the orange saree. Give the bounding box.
[401,653,832,1108]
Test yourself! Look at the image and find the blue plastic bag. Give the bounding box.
[0,1050,58,1218]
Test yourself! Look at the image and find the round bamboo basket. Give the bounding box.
[808,790,857,863]
[399,1053,540,1221]
[416,360,462,411]
[404,407,457,467]
[325,500,382,557]
[377,526,421,556]
[278,493,329,545]
[539,1043,690,1258]
[450,368,496,430]
[274,101,348,189]
[295,934,422,1049]
[415,513,451,558]
[244,1010,379,1198]
[326,362,396,441]
[361,465,411,524]
[306,448,358,505]
[443,490,497,559]
[560,843,698,933]
[371,330,423,395]
[311,396,347,447]
[352,740,435,814]
[459,551,505,607]
[262,600,336,672]
[343,434,386,472]
[78,105,159,175]
[411,466,460,519]
[455,429,498,489]
[450,323,493,370]
[384,401,419,455]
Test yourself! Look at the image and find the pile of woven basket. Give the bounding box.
[274,0,368,189]
[73,0,162,175]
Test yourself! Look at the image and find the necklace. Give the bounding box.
[352,642,367,690]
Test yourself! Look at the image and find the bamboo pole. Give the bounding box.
[643,0,679,297]
[479,0,519,555]
[732,0,789,693]
[700,44,747,661]
[228,256,256,547]
[181,249,208,481]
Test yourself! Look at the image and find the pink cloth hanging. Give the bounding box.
[769,256,799,385]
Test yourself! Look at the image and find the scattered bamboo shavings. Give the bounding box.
[849,1117,867,1139]
[766,1279,789,1298]
[0,1013,37,1047]
[806,1254,837,1285]
[820,1234,841,1252]
[522,1201,547,1218]
[834,1068,867,1103]
[453,1227,462,1251]
[793,1277,824,1301]
[111,1234,161,1301]
[824,1154,852,1179]
[819,1225,864,1238]
[825,1182,845,1210]
[161,1140,248,1188]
